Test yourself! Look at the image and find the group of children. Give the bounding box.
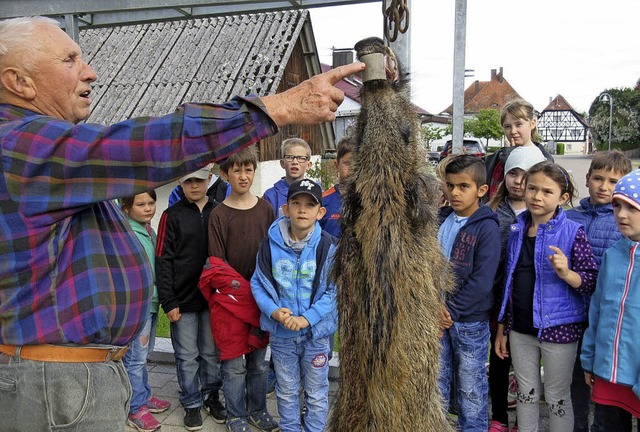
[120,136,354,432]
[438,97,640,432]
[118,97,640,432]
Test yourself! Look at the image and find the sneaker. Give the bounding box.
[266,369,277,397]
[127,406,161,432]
[184,407,203,431]
[204,396,227,424]
[489,420,509,432]
[147,395,171,414]
[226,417,251,432]
[248,411,280,432]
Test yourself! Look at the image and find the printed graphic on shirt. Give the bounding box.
[273,258,316,300]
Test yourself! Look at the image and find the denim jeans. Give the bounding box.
[170,310,222,408]
[0,352,131,431]
[591,403,639,432]
[221,347,268,418]
[438,320,490,432]
[123,312,158,414]
[510,331,576,432]
[270,335,330,432]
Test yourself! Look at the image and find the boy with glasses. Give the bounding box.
[264,138,313,217]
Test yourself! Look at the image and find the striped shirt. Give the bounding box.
[0,98,276,346]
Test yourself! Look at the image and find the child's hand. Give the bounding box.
[271,307,292,324]
[548,246,569,279]
[166,307,181,323]
[495,324,509,360]
[584,372,595,388]
[439,307,454,332]
[283,315,310,331]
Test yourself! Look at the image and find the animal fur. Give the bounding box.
[327,37,454,432]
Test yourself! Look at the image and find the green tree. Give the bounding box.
[589,87,640,151]
[465,109,503,146]
[421,124,446,149]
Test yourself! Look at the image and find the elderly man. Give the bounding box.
[0,16,363,432]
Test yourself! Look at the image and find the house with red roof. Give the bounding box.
[443,67,521,115]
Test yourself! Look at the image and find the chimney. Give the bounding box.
[491,68,497,79]
[332,48,354,68]
[498,67,504,83]
[475,80,480,93]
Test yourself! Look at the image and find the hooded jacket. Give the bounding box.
[128,216,159,314]
[438,204,501,322]
[263,178,289,217]
[155,198,216,313]
[251,217,338,340]
[198,256,268,360]
[566,197,621,266]
[581,238,640,398]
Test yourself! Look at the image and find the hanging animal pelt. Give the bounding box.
[327,37,454,432]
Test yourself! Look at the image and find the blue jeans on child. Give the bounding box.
[270,335,330,432]
[222,347,269,418]
[438,320,490,432]
[123,312,157,414]
[170,310,222,408]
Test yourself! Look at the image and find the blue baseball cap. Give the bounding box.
[613,169,640,211]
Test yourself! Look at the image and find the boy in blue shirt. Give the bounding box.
[252,179,337,432]
[566,149,632,432]
[320,135,354,238]
[437,155,501,431]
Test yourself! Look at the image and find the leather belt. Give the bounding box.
[0,344,128,363]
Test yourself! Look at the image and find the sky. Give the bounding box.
[310,0,640,115]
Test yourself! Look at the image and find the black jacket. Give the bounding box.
[156,198,218,313]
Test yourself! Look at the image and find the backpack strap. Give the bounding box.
[310,230,338,303]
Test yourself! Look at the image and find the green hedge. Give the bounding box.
[556,142,565,155]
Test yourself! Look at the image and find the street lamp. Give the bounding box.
[599,92,614,151]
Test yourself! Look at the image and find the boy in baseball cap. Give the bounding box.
[251,178,337,432]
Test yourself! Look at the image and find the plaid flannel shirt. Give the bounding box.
[0,97,276,346]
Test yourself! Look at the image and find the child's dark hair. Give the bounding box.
[219,145,258,173]
[444,154,487,187]
[121,190,157,212]
[336,135,356,162]
[525,161,576,205]
[588,149,632,176]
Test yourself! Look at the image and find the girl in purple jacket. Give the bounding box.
[495,161,598,432]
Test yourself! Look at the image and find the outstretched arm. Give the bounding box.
[261,62,365,127]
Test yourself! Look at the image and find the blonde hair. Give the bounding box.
[280,138,311,158]
[501,98,540,142]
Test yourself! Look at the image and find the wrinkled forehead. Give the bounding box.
[35,22,82,55]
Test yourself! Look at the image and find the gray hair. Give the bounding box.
[0,16,60,87]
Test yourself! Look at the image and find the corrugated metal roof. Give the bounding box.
[80,10,308,124]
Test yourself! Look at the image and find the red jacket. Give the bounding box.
[198,257,269,360]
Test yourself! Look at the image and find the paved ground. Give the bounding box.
[134,360,339,432]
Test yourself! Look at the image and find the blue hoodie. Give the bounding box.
[263,178,290,217]
[438,204,501,322]
[251,217,338,340]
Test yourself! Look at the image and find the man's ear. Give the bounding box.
[0,67,37,100]
[220,171,229,181]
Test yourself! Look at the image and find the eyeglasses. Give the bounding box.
[283,155,310,163]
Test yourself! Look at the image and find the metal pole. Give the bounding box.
[451,0,467,155]
[608,98,613,151]
[599,92,613,151]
